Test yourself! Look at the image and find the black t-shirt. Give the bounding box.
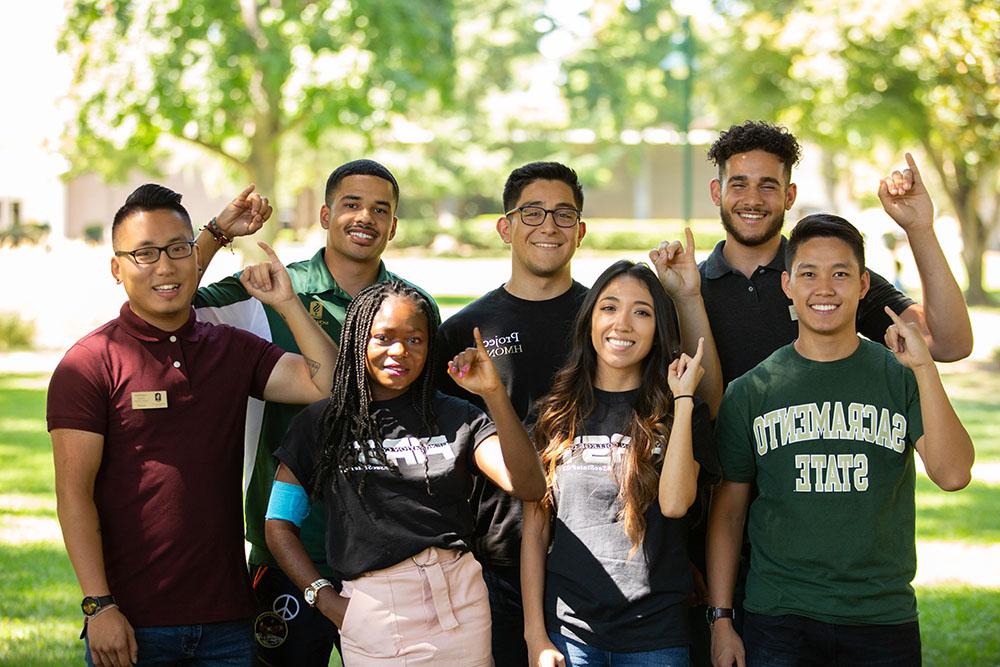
[699,237,916,387]
[545,389,718,651]
[275,390,497,580]
[435,282,590,566]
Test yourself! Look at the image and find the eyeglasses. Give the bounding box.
[115,241,196,265]
[505,205,582,228]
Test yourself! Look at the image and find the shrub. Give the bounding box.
[0,312,35,351]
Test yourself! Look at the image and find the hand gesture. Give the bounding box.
[215,184,272,238]
[649,227,701,298]
[883,306,933,370]
[878,153,933,233]
[447,327,502,398]
[86,607,138,667]
[668,337,705,397]
[239,242,295,308]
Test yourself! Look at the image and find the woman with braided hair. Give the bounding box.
[265,280,545,666]
[521,261,719,667]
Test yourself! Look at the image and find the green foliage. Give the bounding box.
[0,313,35,351]
[0,223,50,248]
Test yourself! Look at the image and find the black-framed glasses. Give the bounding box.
[505,205,582,228]
[115,241,196,265]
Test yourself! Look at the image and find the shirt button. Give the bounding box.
[748,286,755,292]
[173,361,181,368]
[169,335,177,342]
[758,269,765,274]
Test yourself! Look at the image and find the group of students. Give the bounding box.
[47,120,976,667]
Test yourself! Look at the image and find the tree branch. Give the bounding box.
[178,134,247,174]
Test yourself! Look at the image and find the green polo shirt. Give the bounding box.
[195,248,439,576]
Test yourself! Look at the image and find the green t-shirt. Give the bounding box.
[715,339,924,625]
[195,249,439,576]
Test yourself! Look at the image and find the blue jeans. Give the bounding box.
[85,620,253,666]
[743,612,921,667]
[549,632,690,666]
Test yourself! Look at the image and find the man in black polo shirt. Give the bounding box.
[700,120,972,388]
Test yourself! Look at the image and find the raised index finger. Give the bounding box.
[473,326,487,354]
[691,336,705,365]
[235,183,256,203]
[257,240,281,263]
[683,226,696,257]
[883,305,904,326]
[904,153,923,187]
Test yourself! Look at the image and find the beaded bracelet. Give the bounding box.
[202,217,233,248]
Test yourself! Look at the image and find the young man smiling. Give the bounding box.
[48,184,338,666]
[706,214,974,667]
[700,121,972,388]
[194,160,437,666]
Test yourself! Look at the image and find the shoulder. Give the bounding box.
[438,287,507,336]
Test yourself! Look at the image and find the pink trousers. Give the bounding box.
[338,547,492,666]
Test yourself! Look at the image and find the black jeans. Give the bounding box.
[743,611,921,667]
[482,564,529,667]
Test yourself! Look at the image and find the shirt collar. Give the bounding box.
[701,236,788,279]
[117,302,201,343]
[294,248,390,299]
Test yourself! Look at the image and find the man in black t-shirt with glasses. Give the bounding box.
[436,162,723,665]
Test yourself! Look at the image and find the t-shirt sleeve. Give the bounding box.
[193,273,249,309]
[224,326,286,399]
[467,401,498,449]
[690,399,721,485]
[274,401,326,491]
[714,382,756,483]
[46,342,110,435]
[857,268,916,343]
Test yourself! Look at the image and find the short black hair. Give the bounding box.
[502,161,584,213]
[707,121,802,181]
[112,184,193,242]
[324,159,399,208]
[786,213,866,272]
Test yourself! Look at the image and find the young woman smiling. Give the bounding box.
[264,280,545,666]
[522,261,718,667]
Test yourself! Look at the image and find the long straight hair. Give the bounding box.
[534,260,681,549]
[312,281,438,497]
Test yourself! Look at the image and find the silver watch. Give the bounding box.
[303,578,333,607]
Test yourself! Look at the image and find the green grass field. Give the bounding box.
[1,367,998,665]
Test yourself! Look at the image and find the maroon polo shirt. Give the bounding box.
[47,302,285,627]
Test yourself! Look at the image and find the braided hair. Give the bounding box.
[312,280,439,497]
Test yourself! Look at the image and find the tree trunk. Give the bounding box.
[958,197,991,305]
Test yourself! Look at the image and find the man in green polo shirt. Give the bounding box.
[194,160,438,666]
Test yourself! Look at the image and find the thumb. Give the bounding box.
[257,240,280,264]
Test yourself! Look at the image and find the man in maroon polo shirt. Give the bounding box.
[47,184,337,667]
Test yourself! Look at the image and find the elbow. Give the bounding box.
[659,492,696,519]
[929,334,974,363]
[934,469,972,492]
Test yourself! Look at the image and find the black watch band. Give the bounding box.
[81,595,116,617]
[706,606,735,626]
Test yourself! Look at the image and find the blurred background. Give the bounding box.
[0,1,997,664]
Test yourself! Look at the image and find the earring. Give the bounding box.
[115,278,122,284]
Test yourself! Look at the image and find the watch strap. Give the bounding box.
[706,606,736,625]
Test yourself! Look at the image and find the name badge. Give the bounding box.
[132,391,168,410]
[789,305,799,321]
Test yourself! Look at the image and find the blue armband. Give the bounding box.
[265,480,310,527]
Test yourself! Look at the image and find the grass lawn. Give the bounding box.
[1,369,998,665]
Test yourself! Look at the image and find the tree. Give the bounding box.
[711,0,1000,303]
[59,0,457,240]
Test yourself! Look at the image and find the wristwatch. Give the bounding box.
[81,595,116,617]
[706,606,735,626]
[303,578,333,607]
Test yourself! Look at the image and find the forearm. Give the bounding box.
[521,501,551,641]
[674,295,723,416]
[265,520,326,592]
[274,298,338,395]
[658,399,699,517]
[482,388,546,500]
[905,227,973,361]
[56,491,111,596]
[706,482,748,609]
[912,364,974,490]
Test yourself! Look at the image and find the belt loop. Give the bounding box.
[422,559,459,631]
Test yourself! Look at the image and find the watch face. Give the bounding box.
[304,588,316,606]
[81,597,99,616]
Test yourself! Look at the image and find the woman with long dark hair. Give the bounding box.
[522,260,717,666]
[264,280,545,666]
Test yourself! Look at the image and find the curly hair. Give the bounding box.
[312,281,438,498]
[707,121,802,180]
[533,261,681,552]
